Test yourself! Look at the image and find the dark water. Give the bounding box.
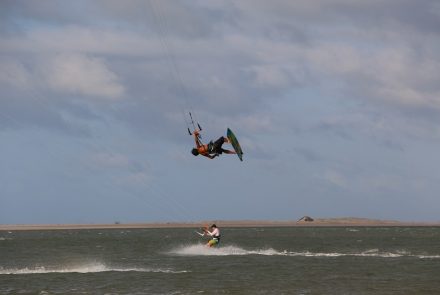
[1,227,439,294]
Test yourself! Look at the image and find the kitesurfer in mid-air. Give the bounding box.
[191,129,235,159]
[204,224,221,247]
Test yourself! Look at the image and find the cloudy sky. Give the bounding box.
[1,0,440,224]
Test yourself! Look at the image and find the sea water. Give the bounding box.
[1,227,439,294]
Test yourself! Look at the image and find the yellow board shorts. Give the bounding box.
[208,238,219,247]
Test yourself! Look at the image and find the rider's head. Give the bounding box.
[191,148,199,156]
[211,224,217,228]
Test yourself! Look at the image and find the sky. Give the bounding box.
[1,0,440,224]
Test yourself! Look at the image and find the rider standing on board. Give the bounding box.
[204,224,221,247]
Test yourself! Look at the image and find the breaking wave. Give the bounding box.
[0,262,188,275]
[169,244,440,259]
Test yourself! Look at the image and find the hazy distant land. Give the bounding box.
[1,218,440,231]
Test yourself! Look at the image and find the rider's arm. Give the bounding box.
[207,228,219,236]
[193,130,199,147]
[193,130,206,148]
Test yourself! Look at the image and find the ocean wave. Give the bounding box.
[169,244,440,259]
[0,263,188,275]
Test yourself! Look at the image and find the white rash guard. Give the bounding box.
[208,227,220,238]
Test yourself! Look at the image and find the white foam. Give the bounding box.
[168,244,440,259]
[418,255,440,259]
[285,250,440,259]
[284,250,404,258]
[0,262,188,275]
[170,244,281,256]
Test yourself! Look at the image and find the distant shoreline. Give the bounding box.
[2,218,440,231]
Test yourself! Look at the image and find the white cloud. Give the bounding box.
[92,152,130,168]
[250,65,290,88]
[120,171,152,186]
[366,49,440,109]
[306,44,363,76]
[323,170,348,188]
[360,174,403,191]
[0,59,31,88]
[90,152,152,187]
[236,114,274,133]
[0,26,157,56]
[43,53,124,99]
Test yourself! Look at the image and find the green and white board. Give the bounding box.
[227,128,243,161]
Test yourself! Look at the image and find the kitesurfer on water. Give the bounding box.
[191,129,235,159]
[204,224,221,247]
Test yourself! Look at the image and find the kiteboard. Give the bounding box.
[226,128,243,161]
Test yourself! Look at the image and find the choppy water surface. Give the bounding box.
[1,227,439,294]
